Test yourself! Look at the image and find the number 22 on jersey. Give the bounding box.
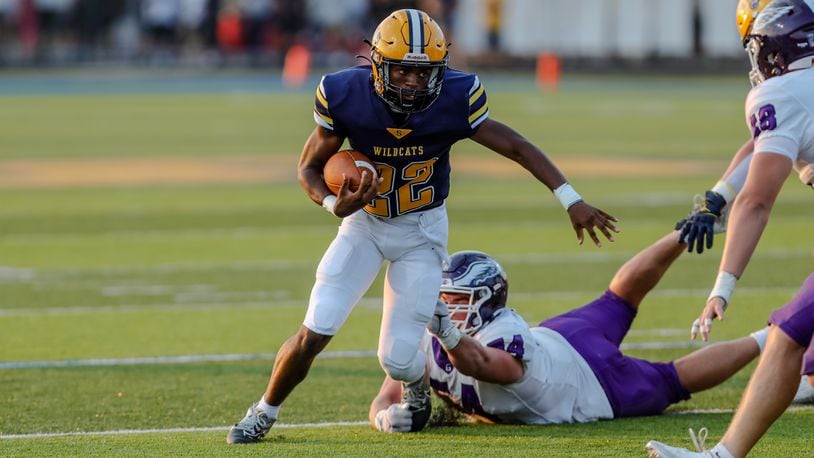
[365,158,438,217]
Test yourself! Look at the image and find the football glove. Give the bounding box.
[427,299,463,349]
[677,190,727,254]
[427,299,453,336]
[374,403,413,433]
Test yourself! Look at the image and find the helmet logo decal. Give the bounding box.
[754,4,794,30]
[457,261,499,286]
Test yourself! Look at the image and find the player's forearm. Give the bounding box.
[515,142,568,191]
[718,196,771,279]
[298,166,334,206]
[446,336,491,377]
[369,377,402,425]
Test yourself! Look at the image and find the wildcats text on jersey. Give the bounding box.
[373,145,425,157]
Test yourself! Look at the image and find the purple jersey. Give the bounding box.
[313,65,488,218]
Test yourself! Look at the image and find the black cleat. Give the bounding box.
[401,379,431,432]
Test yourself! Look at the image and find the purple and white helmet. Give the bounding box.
[440,251,509,335]
[746,0,814,86]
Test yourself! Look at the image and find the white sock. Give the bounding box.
[710,443,734,458]
[750,327,769,353]
[258,398,279,420]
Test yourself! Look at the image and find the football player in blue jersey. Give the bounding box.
[370,228,789,432]
[227,8,618,444]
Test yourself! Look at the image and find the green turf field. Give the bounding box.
[1,72,812,456]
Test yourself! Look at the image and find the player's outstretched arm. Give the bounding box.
[445,335,523,384]
[693,152,792,341]
[470,118,618,247]
[428,300,523,384]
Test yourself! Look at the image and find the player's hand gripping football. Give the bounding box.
[332,170,380,218]
[566,202,619,247]
[373,403,413,433]
[677,190,727,254]
[691,296,727,341]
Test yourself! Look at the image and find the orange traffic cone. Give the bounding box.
[536,53,560,92]
[282,45,311,88]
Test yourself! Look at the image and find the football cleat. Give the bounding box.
[226,402,275,444]
[646,441,714,457]
[401,378,432,432]
[645,428,719,457]
[792,375,814,404]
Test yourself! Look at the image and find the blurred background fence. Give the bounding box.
[0,0,747,72]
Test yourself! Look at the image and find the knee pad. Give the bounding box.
[379,342,426,382]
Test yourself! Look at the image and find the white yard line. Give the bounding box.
[0,421,369,440]
[0,350,378,369]
[3,407,813,440]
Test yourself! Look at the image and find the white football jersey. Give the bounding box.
[745,67,814,174]
[424,308,613,424]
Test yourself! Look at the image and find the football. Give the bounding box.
[323,149,377,194]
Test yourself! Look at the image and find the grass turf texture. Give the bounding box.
[1,72,812,456]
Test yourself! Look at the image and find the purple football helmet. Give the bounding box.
[746,0,814,86]
[440,251,509,335]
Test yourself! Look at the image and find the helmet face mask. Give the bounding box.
[745,0,814,86]
[370,9,449,114]
[440,251,509,336]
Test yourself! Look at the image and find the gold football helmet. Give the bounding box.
[369,9,449,113]
[737,0,773,44]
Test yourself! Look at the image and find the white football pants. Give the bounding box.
[304,203,448,383]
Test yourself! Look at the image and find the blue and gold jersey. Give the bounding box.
[313,65,489,218]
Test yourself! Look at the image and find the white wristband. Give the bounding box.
[553,182,583,210]
[438,326,463,350]
[709,271,738,306]
[711,181,736,204]
[321,195,337,215]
